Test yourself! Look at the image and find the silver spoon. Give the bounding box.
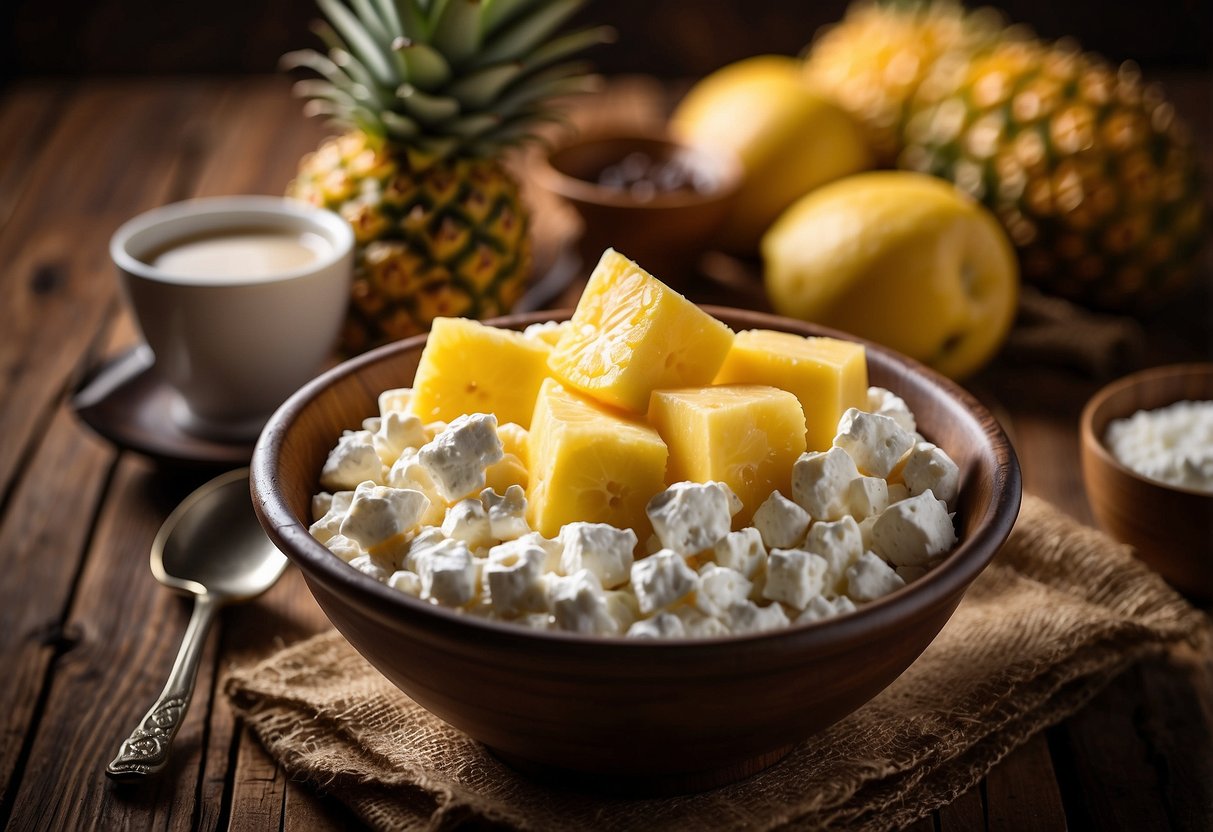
[106,467,287,782]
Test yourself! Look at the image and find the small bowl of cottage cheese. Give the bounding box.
[1081,362,1213,601]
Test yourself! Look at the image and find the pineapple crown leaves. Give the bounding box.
[283,0,613,166]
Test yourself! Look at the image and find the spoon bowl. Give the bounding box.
[154,467,287,599]
[107,467,287,783]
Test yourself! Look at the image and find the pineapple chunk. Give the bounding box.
[409,317,551,429]
[648,385,806,524]
[527,379,668,538]
[713,330,867,452]
[548,249,735,413]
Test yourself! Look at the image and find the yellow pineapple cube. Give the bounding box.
[648,385,806,524]
[409,317,551,429]
[548,249,735,413]
[713,330,868,452]
[527,378,668,538]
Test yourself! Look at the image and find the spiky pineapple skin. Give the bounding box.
[900,38,1206,311]
[290,132,531,354]
[803,0,1002,165]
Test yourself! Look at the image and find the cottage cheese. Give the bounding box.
[1105,400,1213,494]
[311,385,964,638]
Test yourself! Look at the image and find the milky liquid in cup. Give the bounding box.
[146,228,330,281]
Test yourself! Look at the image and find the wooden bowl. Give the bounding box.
[1080,363,1213,601]
[251,308,1021,794]
[533,132,741,283]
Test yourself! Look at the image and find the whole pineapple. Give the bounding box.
[804,2,1207,312]
[901,37,1206,311]
[803,1,1002,165]
[285,0,608,353]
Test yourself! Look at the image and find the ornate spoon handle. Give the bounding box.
[106,594,219,782]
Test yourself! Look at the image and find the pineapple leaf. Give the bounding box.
[281,49,352,89]
[381,110,420,139]
[394,0,429,38]
[520,26,614,73]
[480,0,543,36]
[492,63,597,116]
[372,0,404,37]
[349,0,393,44]
[471,0,582,67]
[318,0,396,85]
[396,83,461,123]
[391,37,452,89]
[447,63,523,109]
[292,79,360,112]
[310,20,347,53]
[429,0,484,67]
[444,112,502,138]
[331,49,393,106]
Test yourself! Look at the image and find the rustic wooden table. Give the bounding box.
[0,74,1210,831]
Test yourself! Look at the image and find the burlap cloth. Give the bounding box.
[226,495,1208,831]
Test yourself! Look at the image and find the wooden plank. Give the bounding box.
[3,457,226,830]
[1132,648,1213,832]
[0,80,221,505]
[1055,669,1174,831]
[227,731,288,832]
[283,780,364,831]
[985,734,1068,832]
[938,783,986,831]
[202,568,333,831]
[0,81,72,235]
[0,408,115,816]
[187,77,327,198]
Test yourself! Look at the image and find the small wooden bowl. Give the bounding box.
[252,308,1021,794]
[533,132,741,283]
[1081,363,1213,601]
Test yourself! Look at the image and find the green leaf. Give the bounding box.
[492,65,598,116]
[310,20,346,53]
[443,112,501,138]
[349,0,393,44]
[447,62,522,109]
[331,49,392,105]
[381,110,420,139]
[391,38,452,89]
[480,0,543,36]
[395,83,461,124]
[318,0,396,84]
[520,25,613,73]
[473,0,581,66]
[372,0,404,37]
[282,49,373,104]
[292,79,360,111]
[429,0,483,67]
[394,0,429,38]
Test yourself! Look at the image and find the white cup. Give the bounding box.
[111,196,354,440]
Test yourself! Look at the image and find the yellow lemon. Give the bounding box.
[671,55,873,254]
[762,171,1019,379]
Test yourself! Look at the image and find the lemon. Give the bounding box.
[671,55,873,254]
[762,171,1019,379]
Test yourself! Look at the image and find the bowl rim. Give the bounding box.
[1080,361,1213,498]
[533,130,743,211]
[252,307,1022,653]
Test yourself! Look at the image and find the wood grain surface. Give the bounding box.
[0,73,1209,831]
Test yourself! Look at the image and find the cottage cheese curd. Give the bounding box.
[1105,400,1213,493]
[309,385,962,638]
